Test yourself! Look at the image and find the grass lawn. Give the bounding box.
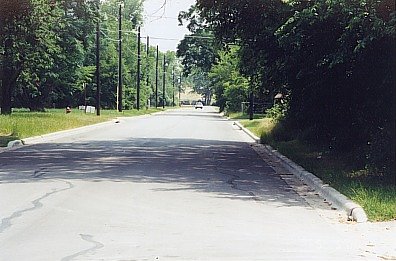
[231,113,396,222]
[0,107,161,147]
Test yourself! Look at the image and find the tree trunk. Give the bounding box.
[1,39,16,115]
[29,104,46,112]
[1,81,12,115]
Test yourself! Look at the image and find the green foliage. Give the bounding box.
[208,47,249,112]
[0,108,161,146]
[224,83,248,112]
[1,0,98,112]
[186,68,210,103]
[177,5,218,75]
[348,182,396,221]
[277,0,395,176]
[1,0,178,113]
[177,5,220,104]
[195,0,396,182]
[197,0,291,103]
[265,103,287,122]
[1,0,33,114]
[238,117,395,221]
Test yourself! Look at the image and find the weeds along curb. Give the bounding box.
[0,140,23,154]
[261,145,368,223]
[0,120,117,154]
[1,114,154,151]
[21,119,118,146]
[233,120,368,223]
[233,121,260,143]
[2,112,162,152]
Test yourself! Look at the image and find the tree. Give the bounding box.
[208,47,249,112]
[1,0,98,113]
[176,5,221,105]
[276,0,395,174]
[0,0,148,112]
[177,5,218,75]
[47,0,97,108]
[194,0,395,180]
[1,0,33,114]
[196,0,291,105]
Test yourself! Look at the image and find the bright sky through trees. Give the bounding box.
[142,0,195,51]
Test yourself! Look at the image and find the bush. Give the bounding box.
[366,124,395,181]
[265,103,287,122]
[224,83,248,112]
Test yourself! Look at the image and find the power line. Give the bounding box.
[146,15,178,20]
[100,26,215,40]
[101,28,214,42]
[149,0,167,17]
[147,35,214,41]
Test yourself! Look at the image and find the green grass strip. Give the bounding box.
[234,114,396,222]
[0,108,161,147]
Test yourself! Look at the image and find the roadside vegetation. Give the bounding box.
[1,0,181,115]
[177,0,395,222]
[2,0,394,221]
[0,108,160,147]
[178,0,395,185]
[231,112,396,222]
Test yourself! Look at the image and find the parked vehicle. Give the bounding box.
[195,101,203,109]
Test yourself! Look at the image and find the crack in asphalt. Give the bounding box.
[225,173,240,190]
[0,180,74,234]
[32,167,47,178]
[61,234,104,261]
[222,171,262,201]
[213,151,262,201]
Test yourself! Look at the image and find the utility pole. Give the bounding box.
[162,54,166,109]
[83,83,87,113]
[249,90,254,120]
[146,36,150,107]
[137,26,141,110]
[179,72,182,106]
[95,9,101,116]
[117,3,122,112]
[155,45,159,108]
[172,66,175,107]
[146,36,149,86]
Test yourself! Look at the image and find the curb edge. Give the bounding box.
[234,120,368,223]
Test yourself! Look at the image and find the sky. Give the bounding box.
[142,0,196,52]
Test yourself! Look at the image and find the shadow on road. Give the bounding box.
[0,138,311,209]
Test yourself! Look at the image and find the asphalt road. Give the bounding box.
[0,107,394,260]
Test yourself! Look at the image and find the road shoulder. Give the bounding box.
[232,120,368,223]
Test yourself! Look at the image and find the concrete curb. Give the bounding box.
[0,140,24,154]
[7,139,24,148]
[0,120,118,154]
[1,113,156,152]
[233,120,368,223]
[21,119,118,146]
[233,121,260,143]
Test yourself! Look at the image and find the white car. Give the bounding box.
[195,102,204,109]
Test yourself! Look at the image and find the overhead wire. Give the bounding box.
[148,0,167,17]
[101,27,214,42]
[146,15,178,20]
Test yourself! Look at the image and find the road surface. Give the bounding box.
[0,107,394,260]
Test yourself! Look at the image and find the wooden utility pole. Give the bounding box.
[117,3,122,112]
[155,45,159,108]
[95,14,101,116]
[137,26,141,110]
[162,55,166,109]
